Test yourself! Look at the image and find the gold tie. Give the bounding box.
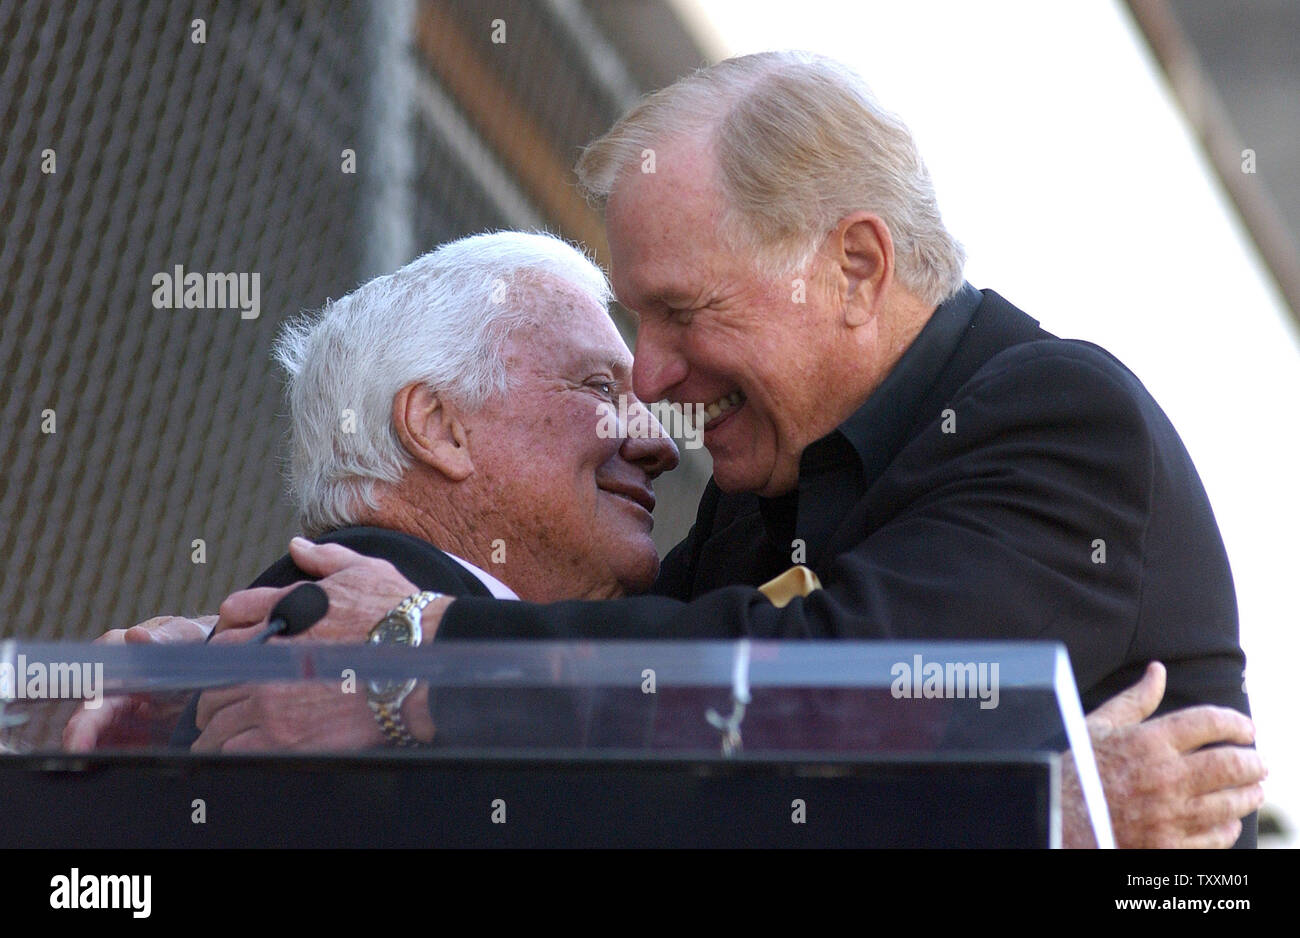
[757,565,823,608]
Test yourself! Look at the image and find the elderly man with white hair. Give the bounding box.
[65,229,679,751]
[218,51,1264,849]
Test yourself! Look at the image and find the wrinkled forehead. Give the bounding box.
[507,275,632,375]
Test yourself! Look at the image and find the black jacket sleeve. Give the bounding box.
[439,343,1232,715]
[169,527,488,747]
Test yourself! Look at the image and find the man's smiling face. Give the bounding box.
[460,275,678,599]
[606,136,853,498]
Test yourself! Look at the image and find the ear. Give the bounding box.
[830,212,894,327]
[391,383,474,482]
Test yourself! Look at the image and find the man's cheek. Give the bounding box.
[592,400,618,435]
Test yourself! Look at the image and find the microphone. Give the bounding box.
[252,583,329,645]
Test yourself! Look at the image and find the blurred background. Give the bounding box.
[1,0,1295,844]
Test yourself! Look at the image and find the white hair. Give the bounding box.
[576,50,965,307]
[274,230,612,536]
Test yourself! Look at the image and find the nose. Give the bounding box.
[631,319,688,404]
[620,399,680,479]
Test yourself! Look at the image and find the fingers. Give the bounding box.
[1186,781,1267,831]
[93,616,212,646]
[288,537,372,578]
[193,689,269,753]
[123,625,160,644]
[191,683,370,752]
[1157,705,1256,752]
[1180,744,1267,796]
[214,586,292,636]
[1086,661,1167,732]
[62,718,98,752]
[211,728,268,753]
[208,624,265,646]
[1178,819,1244,850]
[124,616,209,644]
[62,697,130,752]
[194,686,253,735]
[95,616,182,645]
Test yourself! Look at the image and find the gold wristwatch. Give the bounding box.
[366,590,442,746]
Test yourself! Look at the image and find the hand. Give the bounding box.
[210,537,439,644]
[1062,662,1266,848]
[62,615,214,751]
[193,537,444,751]
[192,680,387,752]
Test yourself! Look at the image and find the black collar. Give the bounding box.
[831,280,982,481]
[757,282,983,557]
[298,526,493,598]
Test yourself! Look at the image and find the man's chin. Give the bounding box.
[709,457,764,496]
[611,547,660,596]
[710,452,798,498]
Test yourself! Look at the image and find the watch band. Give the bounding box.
[366,591,445,747]
[392,590,443,623]
[368,698,421,747]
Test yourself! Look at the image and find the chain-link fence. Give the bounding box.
[0,0,710,642]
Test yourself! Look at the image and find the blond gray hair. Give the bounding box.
[576,51,965,307]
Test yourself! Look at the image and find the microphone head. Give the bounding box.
[268,583,329,637]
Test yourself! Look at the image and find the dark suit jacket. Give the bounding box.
[169,526,492,748]
[245,527,493,600]
[438,283,1253,844]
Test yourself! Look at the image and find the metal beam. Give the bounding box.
[1124,0,1300,330]
[413,0,611,266]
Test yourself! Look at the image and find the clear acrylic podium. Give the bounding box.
[0,639,1112,847]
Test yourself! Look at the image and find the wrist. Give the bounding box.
[421,595,454,642]
[398,598,451,745]
[365,591,449,747]
[400,684,436,744]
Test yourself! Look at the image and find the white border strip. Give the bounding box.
[1054,645,1116,849]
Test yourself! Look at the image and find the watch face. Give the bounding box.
[370,614,415,646]
[368,613,418,702]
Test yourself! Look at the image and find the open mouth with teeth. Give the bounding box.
[701,390,746,430]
